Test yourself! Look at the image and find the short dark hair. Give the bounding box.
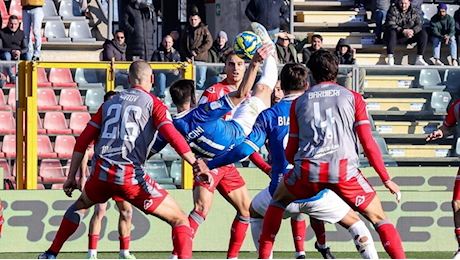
[223,49,238,63]
[307,50,338,83]
[280,63,308,92]
[189,12,200,18]
[170,79,195,107]
[311,34,323,42]
[114,29,124,35]
[104,90,118,101]
[8,15,18,21]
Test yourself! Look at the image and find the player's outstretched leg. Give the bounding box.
[290,215,306,259]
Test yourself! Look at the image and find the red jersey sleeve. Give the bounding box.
[285,99,299,165]
[249,152,272,175]
[444,100,460,127]
[199,86,218,104]
[74,107,103,153]
[151,95,174,130]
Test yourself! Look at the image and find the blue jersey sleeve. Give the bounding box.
[150,133,168,154]
[193,95,235,122]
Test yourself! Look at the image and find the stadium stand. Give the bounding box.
[39,159,66,182]
[37,135,57,158]
[54,135,76,158]
[69,111,91,134]
[145,160,174,185]
[0,111,15,134]
[37,68,53,87]
[69,21,96,43]
[59,88,87,111]
[74,68,103,89]
[44,21,72,42]
[43,0,61,21]
[43,112,72,134]
[37,88,61,110]
[49,68,77,87]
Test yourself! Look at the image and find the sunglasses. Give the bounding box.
[116,36,124,39]
[280,38,289,41]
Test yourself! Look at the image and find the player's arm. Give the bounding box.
[285,100,299,164]
[426,100,459,141]
[148,133,168,159]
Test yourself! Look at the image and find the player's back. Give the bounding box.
[93,87,162,184]
[293,82,361,183]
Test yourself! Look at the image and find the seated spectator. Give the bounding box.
[372,0,391,43]
[152,35,181,99]
[102,30,129,89]
[206,31,231,87]
[431,3,457,66]
[0,15,29,83]
[275,31,299,64]
[302,34,324,65]
[334,38,366,94]
[384,0,428,65]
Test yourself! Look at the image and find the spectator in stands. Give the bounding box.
[384,0,428,65]
[78,0,92,19]
[431,3,458,66]
[245,0,289,36]
[102,30,129,89]
[275,31,299,64]
[206,30,231,87]
[22,0,44,61]
[334,38,366,94]
[372,0,392,44]
[302,34,324,66]
[121,0,157,61]
[180,12,212,89]
[170,28,180,51]
[0,15,28,83]
[152,35,181,100]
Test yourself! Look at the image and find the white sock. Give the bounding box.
[119,249,130,257]
[256,55,278,90]
[316,241,327,249]
[348,220,379,259]
[250,218,273,259]
[295,251,306,258]
[87,249,97,258]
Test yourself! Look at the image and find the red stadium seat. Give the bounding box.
[54,135,75,158]
[43,111,72,134]
[7,88,15,109]
[49,68,77,88]
[2,135,17,158]
[38,68,52,87]
[37,183,46,189]
[59,88,87,111]
[0,159,13,181]
[51,183,63,189]
[22,112,46,134]
[65,159,89,178]
[39,159,66,182]
[8,0,22,19]
[0,111,15,134]
[37,88,61,111]
[3,66,16,88]
[0,90,11,110]
[69,112,91,134]
[0,0,9,21]
[37,135,57,158]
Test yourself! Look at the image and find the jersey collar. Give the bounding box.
[131,86,148,93]
[173,109,193,119]
[282,93,302,101]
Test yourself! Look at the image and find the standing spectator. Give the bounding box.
[334,38,366,94]
[121,0,157,61]
[22,0,43,61]
[245,0,288,36]
[431,3,457,66]
[372,0,392,43]
[384,0,428,65]
[0,15,28,83]
[170,28,180,51]
[301,34,324,66]
[152,35,181,99]
[180,12,212,90]
[275,31,299,64]
[102,30,129,89]
[207,30,231,87]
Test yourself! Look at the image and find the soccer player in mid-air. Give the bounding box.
[38,60,197,259]
[426,101,460,259]
[193,63,379,259]
[257,50,405,259]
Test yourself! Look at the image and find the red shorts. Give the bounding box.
[193,164,246,194]
[284,169,376,211]
[85,174,168,214]
[453,168,460,200]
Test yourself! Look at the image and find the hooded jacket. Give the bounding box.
[334,38,355,65]
[121,0,157,61]
[102,39,127,61]
[180,22,213,62]
[385,3,423,34]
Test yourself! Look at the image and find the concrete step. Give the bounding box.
[366,98,426,111]
[41,49,102,62]
[293,0,354,11]
[365,75,416,89]
[296,11,366,23]
[374,121,440,134]
[355,53,387,65]
[387,144,451,157]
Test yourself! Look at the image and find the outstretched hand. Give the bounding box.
[252,43,274,63]
[384,180,401,203]
[426,129,444,141]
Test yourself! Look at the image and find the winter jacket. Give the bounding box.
[208,41,231,63]
[121,0,157,61]
[385,4,423,34]
[245,0,289,31]
[302,46,324,66]
[152,45,181,62]
[454,9,460,35]
[275,42,299,64]
[102,39,127,61]
[335,38,355,65]
[180,22,213,62]
[0,27,28,54]
[431,13,455,38]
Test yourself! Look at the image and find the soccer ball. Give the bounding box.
[233,31,263,60]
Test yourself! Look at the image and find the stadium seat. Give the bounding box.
[49,68,77,87]
[51,183,63,189]
[43,0,61,21]
[85,88,105,111]
[447,4,460,16]
[0,0,8,21]
[38,68,52,87]
[443,69,460,92]
[145,160,174,184]
[37,135,57,158]
[3,66,16,88]
[44,21,71,42]
[58,0,85,20]
[0,90,10,110]
[161,184,177,190]
[0,111,15,134]
[431,92,451,113]
[421,4,437,24]
[39,159,66,182]
[59,88,87,111]
[0,159,13,182]
[160,144,180,161]
[54,135,76,158]
[44,112,72,134]
[22,112,46,134]
[8,0,22,19]
[418,69,445,90]
[7,88,15,109]
[37,88,62,110]
[170,160,182,186]
[69,21,96,42]
[373,137,398,167]
[2,135,17,157]
[65,159,89,178]
[37,183,46,190]
[69,112,91,134]
[74,68,103,89]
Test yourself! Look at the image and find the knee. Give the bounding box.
[452,200,460,211]
[120,208,133,221]
[420,30,428,41]
[193,201,211,217]
[94,207,107,219]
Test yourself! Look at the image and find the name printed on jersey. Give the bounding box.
[308,89,341,99]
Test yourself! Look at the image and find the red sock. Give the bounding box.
[227,215,249,258]
[188,210,206,238]
[49,216,80,254]
[88,233,100,250]
[172,225,193,259]
[376,221,406,259]
[259,205,284,259]
[0,202,4,237]
[119,236,131,250]
[291,218,306,252]
[455,228,460,249]
[310,217,326,246]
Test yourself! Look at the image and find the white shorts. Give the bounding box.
[251,188,351,224]
[233,96,267,136]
